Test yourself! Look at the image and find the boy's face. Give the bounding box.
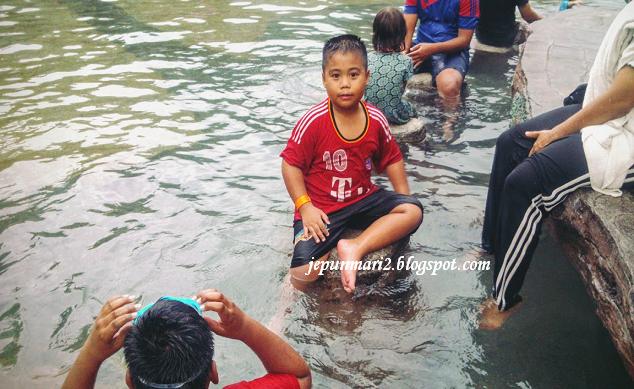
[322,51,369,111]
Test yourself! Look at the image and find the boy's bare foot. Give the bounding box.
[337,239,361,294]
[478,297,522,330]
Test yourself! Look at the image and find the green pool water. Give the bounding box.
[0,0,631,388]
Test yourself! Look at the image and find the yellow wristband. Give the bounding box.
[294,194,311,210]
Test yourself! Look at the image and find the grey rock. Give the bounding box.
[406,72,433,91]
[512,6,618,117]
[512,5,634,379]
[391,117,428,143]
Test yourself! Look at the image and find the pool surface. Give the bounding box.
[0,1,631,388]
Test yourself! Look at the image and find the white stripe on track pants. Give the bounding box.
[482,103,634,310]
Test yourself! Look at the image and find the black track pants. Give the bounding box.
[482,104,634,310]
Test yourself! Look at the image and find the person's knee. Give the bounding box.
[503,165,537,194]
[496,128,514,149]
[436,72,462,98]
[289,249,328,283]
[394,201,424,226]
[290,263,321,283]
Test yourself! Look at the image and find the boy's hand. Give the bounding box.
[299,203,330,243]
[82,295,139,365]
[197,289,250,341]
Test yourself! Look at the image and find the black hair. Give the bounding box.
[372,7,407,52]
[124,300,214,389]
[322,34,368,70]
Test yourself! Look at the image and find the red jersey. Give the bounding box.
[224,373,300,389]
[281,98,402,220]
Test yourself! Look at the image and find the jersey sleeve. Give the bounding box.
[458,0,479,30]
[223,373,300,389]
[403,0,418,14]
[280,113,317,175]
[372,113,403,173]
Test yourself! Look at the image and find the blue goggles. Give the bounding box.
[133,296,202,326]
[133,296,205,389]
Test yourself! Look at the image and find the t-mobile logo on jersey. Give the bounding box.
[330,176,351,202]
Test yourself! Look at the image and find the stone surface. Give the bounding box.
[513,6,618,117]
[405,72,433,91]
[391,117,428,143]
[512,4,634,379]
[321,229,409,302]
[549,190,634,379]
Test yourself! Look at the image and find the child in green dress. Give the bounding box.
[365,7,416,125]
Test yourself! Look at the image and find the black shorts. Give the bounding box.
[290,189,423,268]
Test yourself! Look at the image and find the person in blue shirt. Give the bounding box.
[404,0,479,101]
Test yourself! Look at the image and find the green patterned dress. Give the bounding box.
[365,51,416,125]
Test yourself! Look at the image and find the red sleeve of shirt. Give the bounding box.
[279,109,318,175]
[223,373,300,389]
[459,0,480,18]
[371,111,402,174]
[404,0,417,6]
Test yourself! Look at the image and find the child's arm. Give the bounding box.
[281,160,330,243]
[384,160,411,195]
[197,289,312,389]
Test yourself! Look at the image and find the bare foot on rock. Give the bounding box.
[478,297,522,330]
[337,239,361,294]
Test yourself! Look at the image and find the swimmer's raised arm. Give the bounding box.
[196,289,312,389]
[62,296,139,389]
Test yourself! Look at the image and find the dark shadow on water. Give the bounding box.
[471,231,632,388]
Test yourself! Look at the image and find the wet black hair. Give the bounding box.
[322,34,368,70]
[124,300,214,389]
[372,7,407,52]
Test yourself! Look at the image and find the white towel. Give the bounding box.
[581,3,634,197]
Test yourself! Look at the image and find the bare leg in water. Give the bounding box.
[435,68,463,142]
[267,254,327,333]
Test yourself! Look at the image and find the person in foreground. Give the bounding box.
[62,291,311,388]
[480,2,634,330]
[281,34,423,294]
[403,0,479,100]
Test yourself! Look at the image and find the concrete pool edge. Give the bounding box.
[511,5,634,379]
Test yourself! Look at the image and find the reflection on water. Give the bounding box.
[0,0,630,388]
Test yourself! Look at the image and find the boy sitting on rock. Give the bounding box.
[280,34,423,294]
